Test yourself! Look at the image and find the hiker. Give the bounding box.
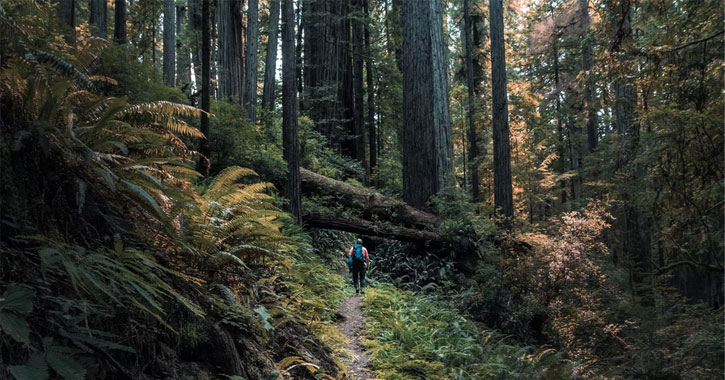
[347,238,369,294]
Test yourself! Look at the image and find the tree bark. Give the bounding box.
[282,0,301,223]
[176,4,191,88]
[210,3,219,100]
[299,168,442,228]
[54,0,76,41]
[302,0,346,147]
[613,3,651,295]
[244,0,259,122]
[295,2,303,102]
[163,0,176,87]
[89,0,108,37]
[464,0,480,201]
[217,0,244,103]
[552,29,568,206]
[189,0,203,90]
[401,0,453,209]
[340,0,356,159]
[579,0,598,152]
[114,0,126,43]
[352,0,366,181]
[197,0,211,174]
[489,0,513,222]
[303,212,444,244]
[364,0,376,184]
[262,0,281,118]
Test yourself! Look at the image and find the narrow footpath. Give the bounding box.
[338,294,375,380]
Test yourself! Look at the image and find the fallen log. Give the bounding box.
[299,168,441,229]
[302,212,445,244]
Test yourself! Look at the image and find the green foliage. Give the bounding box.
[367,241,455,293]
[207,100,287,181]
[94,44,189,104]
[0,285,34,344]
[373,157,404,197]
[299,117,365,181]
[0,4,344,379]
[362,284,570,380]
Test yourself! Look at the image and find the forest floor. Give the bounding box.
[338,294,375,380]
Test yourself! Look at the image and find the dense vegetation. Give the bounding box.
[0,0,722,379]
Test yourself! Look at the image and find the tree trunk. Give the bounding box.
[568,113,582,201]
[364,0,376,185]
[114,0,126,43]
[152,21,157,66]
[176,4,191,88]
[299,168,442,228]
[401,0,453,209]
[210,4,219,100]
[89,0,107,37]
[302,0,346,148]
[54,0,76,40]
[244,0,259,122]
[352,0,366,182]
[163,0,176,87]
[391,0,402,72]
[340,0,356,159]
[282,0,301,223]
[464,0,480,202]
[189,0,203,90]
[579,0,598,152]
[303,212,444,244]
[197,0,211,174]
[295,2,303,103]
[262,0,281,120]
[552,33,568,206]
[217,0,244,103]
[489,0,513,222]
[614,3,651,299]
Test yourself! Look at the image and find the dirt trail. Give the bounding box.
[338,294,375,380]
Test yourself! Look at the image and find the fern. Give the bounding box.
[31,50,93,89]
[8,353,48,380]
[0,284,35,344]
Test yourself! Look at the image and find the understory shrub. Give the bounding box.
[362,284,571,380]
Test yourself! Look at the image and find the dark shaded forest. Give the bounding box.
[0,0,722,379]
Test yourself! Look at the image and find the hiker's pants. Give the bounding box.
[352,265,366,291]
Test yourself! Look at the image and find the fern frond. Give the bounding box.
[161,165,201,180]
[120,100,203,118]
[44,340,86,380]
[210,251,250,270]
[8,353,48,380]
[161,115,205,138]
[119,179,167,221]
[31,50,93,88]
[88,75,117,85]
[206,166,258,198]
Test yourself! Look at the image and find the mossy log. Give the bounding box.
[302,212,445,245]
[299,168,442,229]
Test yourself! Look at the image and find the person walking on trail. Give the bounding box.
[347,239,369,294]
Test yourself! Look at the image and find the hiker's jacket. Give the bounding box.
[348,246,370,268]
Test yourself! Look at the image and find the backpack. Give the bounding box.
[352,244,365,266]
